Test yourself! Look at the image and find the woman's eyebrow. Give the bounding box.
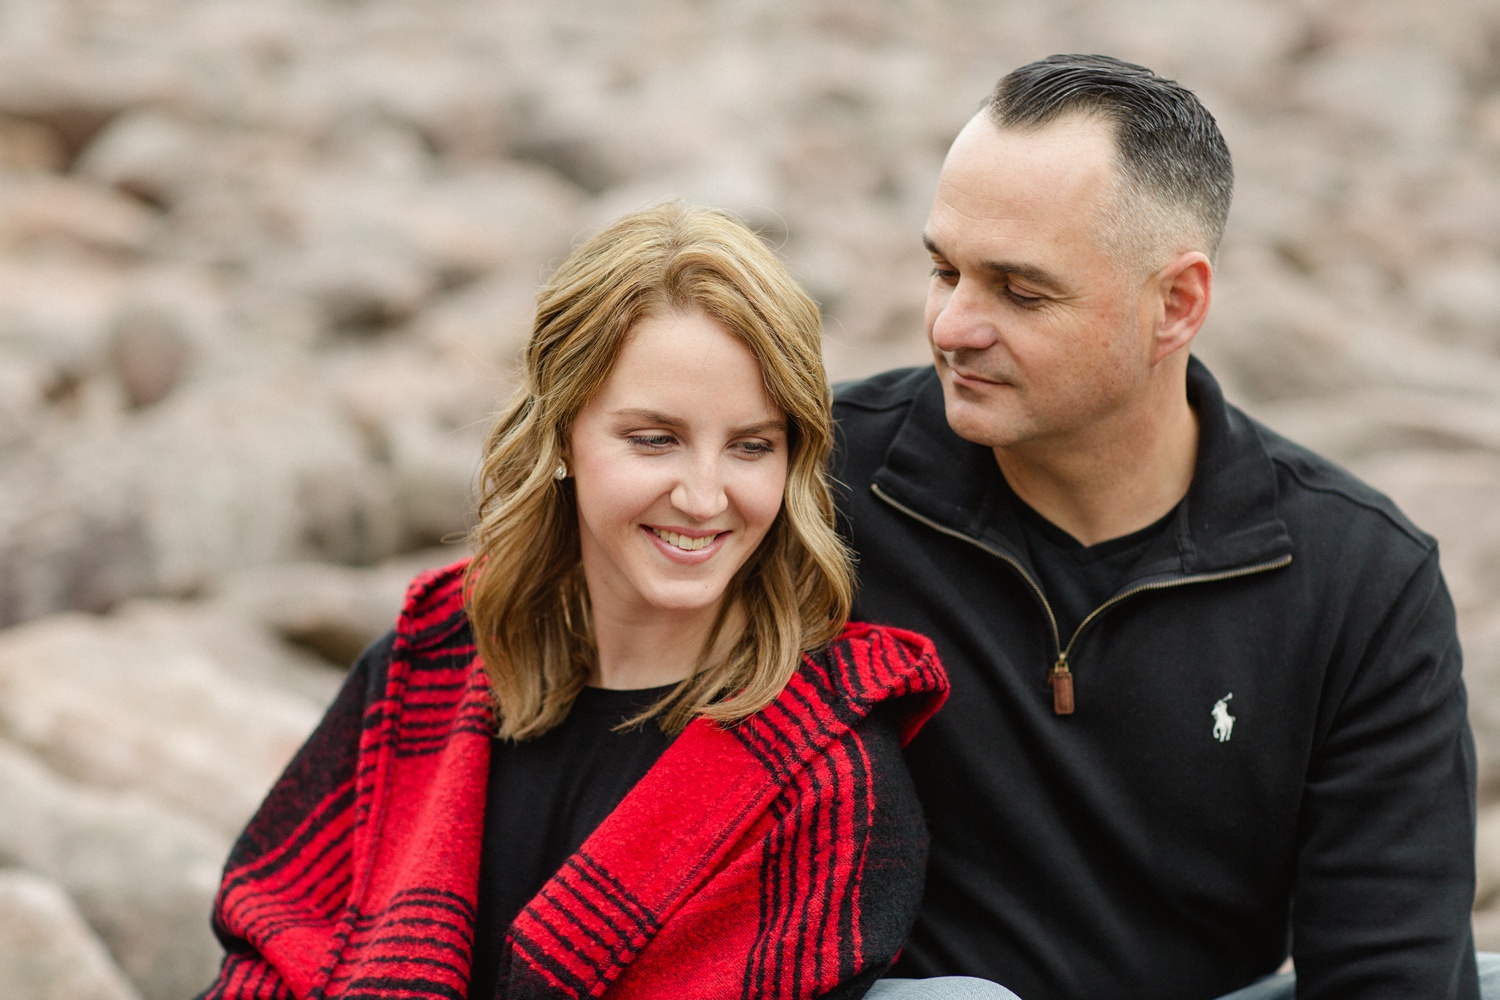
[731,419,787,436]
[611,409,785,436]
[610,407,686,428]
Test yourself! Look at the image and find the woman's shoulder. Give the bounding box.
[796,621,949,746]
[394,558,474,652]
[810,621,947,697]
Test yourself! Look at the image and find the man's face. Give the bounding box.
[923,114,1161,455]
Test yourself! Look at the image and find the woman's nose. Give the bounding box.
[670,456,729,522]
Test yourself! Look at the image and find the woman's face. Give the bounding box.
[568,308,788,628]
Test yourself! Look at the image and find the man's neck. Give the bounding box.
[995,391,1199,548]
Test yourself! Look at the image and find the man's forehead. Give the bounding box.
[942,112,1119,189]
[928,115,1118,244]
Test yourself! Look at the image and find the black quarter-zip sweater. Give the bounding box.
[832,359,1477,1000]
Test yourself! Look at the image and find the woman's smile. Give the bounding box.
[645,525,728,556]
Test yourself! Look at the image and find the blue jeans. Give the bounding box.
[870,953,1500,999]
[1214,951,1500,999]
[867,980,1020,999]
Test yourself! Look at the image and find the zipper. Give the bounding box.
[871,482,1293,716]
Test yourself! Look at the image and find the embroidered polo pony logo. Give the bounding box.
[1211,694,1235,743]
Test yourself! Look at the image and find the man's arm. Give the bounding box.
[1292,551,1478,998]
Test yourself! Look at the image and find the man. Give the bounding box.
[836,55,1481,1000]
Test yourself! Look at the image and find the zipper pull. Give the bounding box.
[1047,654,1075,715]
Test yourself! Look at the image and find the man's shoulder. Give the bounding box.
[833,365,936,414]
[1238,406,1436,557]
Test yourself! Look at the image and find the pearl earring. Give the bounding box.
[553,460,568,480]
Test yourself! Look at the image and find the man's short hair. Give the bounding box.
[985,54,1234,267]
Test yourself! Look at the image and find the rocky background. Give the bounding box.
[3,0,1500,995]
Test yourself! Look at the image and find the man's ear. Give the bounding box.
[1151,251,1213,364]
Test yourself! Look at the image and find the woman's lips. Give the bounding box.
[643,525,728,563]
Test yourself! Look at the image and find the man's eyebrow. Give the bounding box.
[922,234,1067,294]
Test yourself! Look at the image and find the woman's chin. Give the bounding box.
[634,586,731,618]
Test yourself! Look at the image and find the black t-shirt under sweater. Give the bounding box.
[1006,480,1178,643]
[466,683,678,1000]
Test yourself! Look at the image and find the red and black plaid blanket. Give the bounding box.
[199,561,948,999]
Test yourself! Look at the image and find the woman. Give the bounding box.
[198,203,948,1000]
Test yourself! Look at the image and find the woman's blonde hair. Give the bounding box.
[465,203,852,740]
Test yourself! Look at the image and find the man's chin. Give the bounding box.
[940,392,1022,449]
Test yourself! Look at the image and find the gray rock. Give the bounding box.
[1411,254,1500,355]
[0,114,63,172]
[73,109,205,209]
[1295,41,1466,152]
[1478,804,1500,911]
[1346,450,1500,623]
[0,174,157,257]
[0,608,325,835]
[0,868,142,1000]
[0,246,129,381]
[131,375,407,590]
[1460,608,1500,791]
[112,597,344,706]
[0,742,227,1000]
[108,303,193,408]
[0,443,156,628]
[214,548,459,667]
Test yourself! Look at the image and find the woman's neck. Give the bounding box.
[587,601,739,690]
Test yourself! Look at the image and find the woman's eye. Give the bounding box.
[734,440,776,457]
[626,434,676,449]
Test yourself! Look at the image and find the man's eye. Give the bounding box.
[930,266,958,283]
[1005,285,1043,306]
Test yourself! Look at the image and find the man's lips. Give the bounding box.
[939,353,1011,388]
[947,365,1011,388]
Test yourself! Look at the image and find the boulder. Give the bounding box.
[0,442,156,629]
[0,742,226,1000]
[1294,41,1465,152]
[213,548,460,667]
[0,868,141,1000]
[130,373,408,589]
[1462,610,1500,789]
[1346,450,1500,623]
[0,608,326,835]
[332,347,494,549]
[1478,803,1500,913]
[0,174,157,257]
[0,256,129,383]
[0,114,64,171]
[107,302,194,408]
[73,109,207,210]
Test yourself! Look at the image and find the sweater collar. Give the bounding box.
[870,357,1292,580]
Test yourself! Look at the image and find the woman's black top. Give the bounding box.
[466,682,679,1000]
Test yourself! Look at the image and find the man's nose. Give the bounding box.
[929,281,999,353]
[671,455,729,522]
